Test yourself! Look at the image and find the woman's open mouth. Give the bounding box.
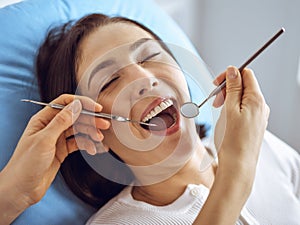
[140,98,180,135]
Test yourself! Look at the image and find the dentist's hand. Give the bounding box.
[193,66,269,225]
[213,66,269,175]
[0,94,110,225]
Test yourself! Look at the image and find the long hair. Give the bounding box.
[35,13,208,208]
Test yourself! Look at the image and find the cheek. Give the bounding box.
[172,72,189,92]
[97,92,117,113]
[160,72,190,98]
[156,65,188,90]
[98,86,132,115]
[98,99,112,113]
[102,128,116,146]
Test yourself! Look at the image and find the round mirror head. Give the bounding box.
[180,102,199,118]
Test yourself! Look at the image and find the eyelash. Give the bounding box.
[138,52,161,64]
[100,76,119,92]
[99,52,161,93]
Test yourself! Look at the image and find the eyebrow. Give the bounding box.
[129,38,152,52]
[87,38,153,89]
[88,59,115,89]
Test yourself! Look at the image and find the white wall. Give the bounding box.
[155,0,300,151]
[0,0,22,8]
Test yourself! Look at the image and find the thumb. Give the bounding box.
[225,66,242,110]
[43,99,82,141]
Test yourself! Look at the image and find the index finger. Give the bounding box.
[76,115,111,130]
[213,71,226,86]
[212,70,226,107]
[34,94,104,126]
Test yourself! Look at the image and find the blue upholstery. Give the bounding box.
[0,0,210,224]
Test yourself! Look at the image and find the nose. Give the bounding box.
[121,65,159,97]
[137,76,159,96]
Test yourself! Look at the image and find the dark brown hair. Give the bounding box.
[35,13,208,209]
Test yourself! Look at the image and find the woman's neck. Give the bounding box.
[132,144,216,206]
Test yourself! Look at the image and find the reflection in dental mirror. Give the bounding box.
[180,102,200,118]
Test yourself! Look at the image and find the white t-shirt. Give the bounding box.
[86,131,300,225]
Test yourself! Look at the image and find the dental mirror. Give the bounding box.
[181,27,285,118]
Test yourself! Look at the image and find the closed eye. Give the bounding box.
[99,76,119,92]
[138,52,161,64]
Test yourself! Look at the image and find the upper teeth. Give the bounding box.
[142,99,174,122]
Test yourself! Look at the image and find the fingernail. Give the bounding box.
[97,129,104,141]
[103,144,109,152]
[212,99,219,108]
[95,142,109,153]
[227,67,238,79]
[213,93,225,108]
[95,103,103,111]
[213,79,218,85]
[90,145,97,155]
[66,99,81,114]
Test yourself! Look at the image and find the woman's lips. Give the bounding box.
[141,99,173,123]
[140,97,167,122]
[140,97,180,136]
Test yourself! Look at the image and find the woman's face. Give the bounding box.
[76,22,199,174]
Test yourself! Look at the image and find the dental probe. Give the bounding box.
[21,99,157,127]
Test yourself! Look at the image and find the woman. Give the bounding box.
[0,14,299,225]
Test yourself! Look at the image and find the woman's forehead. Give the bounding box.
[77,22,154,75]
[83,23,153,55]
